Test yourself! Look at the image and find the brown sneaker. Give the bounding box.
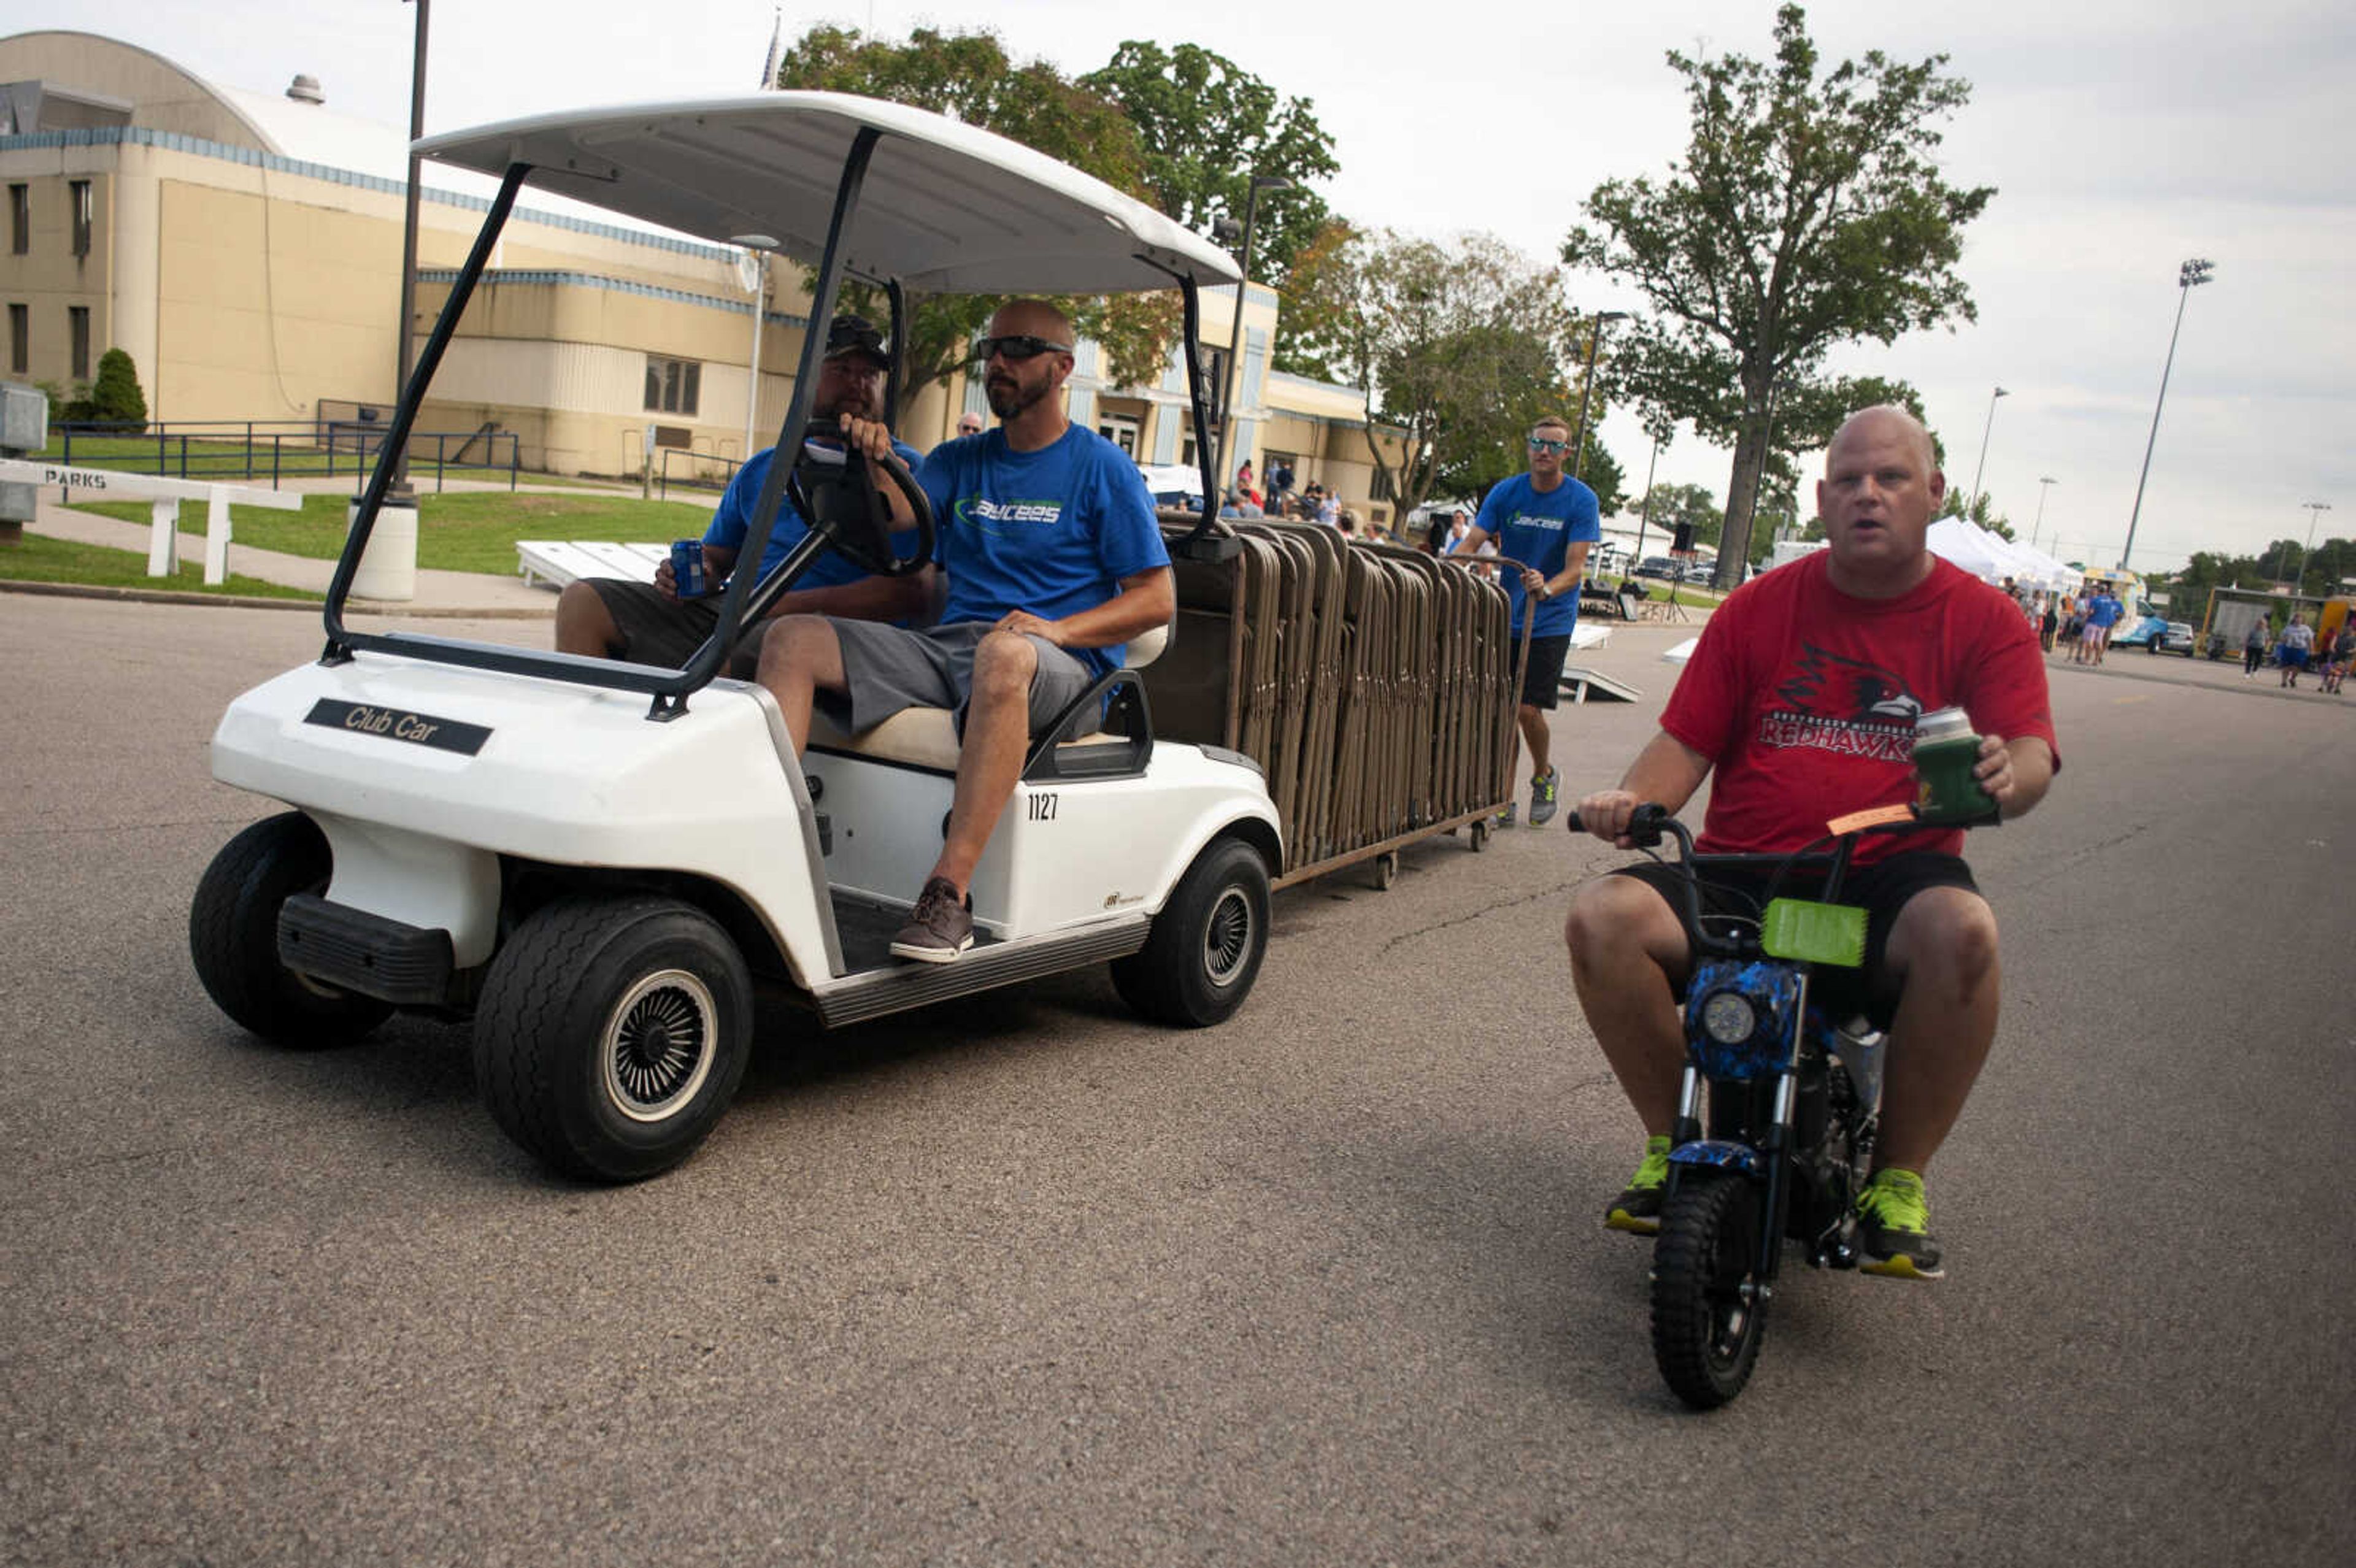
[889,875,973,963]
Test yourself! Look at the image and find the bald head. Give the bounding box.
[1825,405,1936,478]
[1815,403,1946,597]
[988,299,1076,345]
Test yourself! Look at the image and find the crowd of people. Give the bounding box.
[2246,611,2350,690]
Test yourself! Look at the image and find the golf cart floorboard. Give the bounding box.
[809,890,1150,1028]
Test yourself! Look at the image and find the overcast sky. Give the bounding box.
[39,0,2356,570]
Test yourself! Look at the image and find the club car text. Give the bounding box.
[303,699,491,756]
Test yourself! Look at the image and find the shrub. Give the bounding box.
[87,348,147,431]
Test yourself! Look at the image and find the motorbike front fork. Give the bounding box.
[1667,1064,1802,1285]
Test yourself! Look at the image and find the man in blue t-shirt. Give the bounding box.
[2083,588,2124,666]
[1446,415,1602,826]
[553,315,928,670]
[755,300,1175,963]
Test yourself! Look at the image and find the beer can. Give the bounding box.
[670,539,709,598]
[1911,707,1992,824]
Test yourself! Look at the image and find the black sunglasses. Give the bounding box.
[974,334,1072,363]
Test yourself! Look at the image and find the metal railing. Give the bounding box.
[47,419,521,491]
[656,446,743,502]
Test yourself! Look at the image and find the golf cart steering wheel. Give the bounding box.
[785,436,935,578]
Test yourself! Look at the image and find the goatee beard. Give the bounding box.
[986,376,1046,420]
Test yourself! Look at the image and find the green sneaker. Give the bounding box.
[1857,1167,1945,1279]
[1495,799,1517,826]
[1528,766,1561,826]
[1604,1134,1674,1234]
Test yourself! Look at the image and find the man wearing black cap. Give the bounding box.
[554,313,931,669]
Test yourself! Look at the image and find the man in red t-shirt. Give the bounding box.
[1565,406,2059,1278]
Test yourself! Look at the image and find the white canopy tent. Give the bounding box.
[1927,517,2011,583]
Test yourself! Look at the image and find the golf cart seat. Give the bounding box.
[804,620,1168,777]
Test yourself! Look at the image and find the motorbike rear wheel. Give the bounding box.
[1651,1169,1768,1409]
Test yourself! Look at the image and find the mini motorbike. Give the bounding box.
[1573,802,1973,1409]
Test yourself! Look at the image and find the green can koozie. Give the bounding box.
[1912,707,1995,826]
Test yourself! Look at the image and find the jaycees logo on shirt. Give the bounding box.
[1506,511,1568,533]
[957,496,1066,531]
[1755,644,1925,762]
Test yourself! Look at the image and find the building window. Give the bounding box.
[7,304,25,375]
[644,355,700,417]
[1098,412,1139,456]
[69,180,92,257]
[8,185,26,255]
[69,307,91,380]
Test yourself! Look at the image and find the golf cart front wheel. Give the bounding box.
[188,812,393,1048]
[1111,836,1271,1028]
[474,896,753,1183]
[1650,1169,1769,1410]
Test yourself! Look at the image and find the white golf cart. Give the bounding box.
[190,94,1280,1182]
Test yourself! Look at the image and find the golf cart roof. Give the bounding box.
[414,92,1242,295]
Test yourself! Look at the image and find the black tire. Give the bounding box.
[472,896,753,1183]
[1469,819,1492,853]
[189,812,394,1048]
[1650,1169,1769,1410]
[1110,836,1271,1028]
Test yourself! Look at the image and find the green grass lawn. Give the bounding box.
[67,491,710,575]
[0,532,320,600]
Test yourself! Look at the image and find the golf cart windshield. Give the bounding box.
[326,92,1242,715]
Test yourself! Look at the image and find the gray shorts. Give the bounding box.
[586,578,767,676]
[819,619,1102,738]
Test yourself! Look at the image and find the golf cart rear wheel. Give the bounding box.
[188,812,393,1048]
[1650,1169,1769,1410]
[1111,836,1270,1028]
[474,896,752,1183]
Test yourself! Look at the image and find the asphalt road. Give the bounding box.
[2,594,2350,1566]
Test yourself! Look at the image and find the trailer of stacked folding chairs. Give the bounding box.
[1142,516,1524,890]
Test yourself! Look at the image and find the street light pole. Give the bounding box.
[1568,310,1628,482]
[1966,384,2008,519]
[2121,257,2215,572]
[1212,175,1291,501]
[2032,476,2057,551]
[389,0,431,499]
[1631,424,1665,575]
[729,236,779,463]
[2291,500,2331,593]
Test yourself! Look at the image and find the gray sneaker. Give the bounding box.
[1529,766,1561,826]
[889,875,974,963]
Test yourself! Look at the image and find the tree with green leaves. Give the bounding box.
[774,25,1174,417]
[1287,228,1606,522]
[1565,4,1993,588]
[1938,487,2014,539]
[1079,42,1336,285]
[1636,481,1722,548]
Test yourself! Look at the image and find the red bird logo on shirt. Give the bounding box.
[1777,644,1923,725]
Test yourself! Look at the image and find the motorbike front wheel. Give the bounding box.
[1650,1169,1768,1410]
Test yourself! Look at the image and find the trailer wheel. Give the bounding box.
[189,812,393,1048]
[1371,850,1400,891]
[474,896,753,1183]
[1469,819,1492,853]
[1111,837,1269,1028]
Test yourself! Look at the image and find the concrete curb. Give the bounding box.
[0,577,554,619]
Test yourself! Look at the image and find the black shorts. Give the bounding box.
[586,577,768,675]
[1519,633,1571,710]
[1611,850,1981,1030]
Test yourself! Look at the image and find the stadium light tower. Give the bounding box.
[2120,258,2215,572]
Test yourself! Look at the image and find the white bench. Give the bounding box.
[516,539,669,590]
